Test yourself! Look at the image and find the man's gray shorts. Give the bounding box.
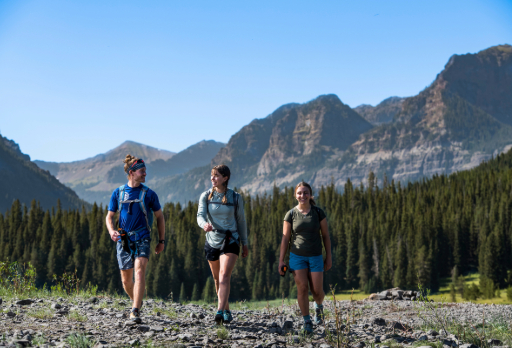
[116,238,151,270]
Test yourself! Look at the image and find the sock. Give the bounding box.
[315,303,323,309]
[303,315,311,322]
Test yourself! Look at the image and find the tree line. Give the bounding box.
[2,150,512,300]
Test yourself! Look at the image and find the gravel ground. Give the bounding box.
[1,296,511,348]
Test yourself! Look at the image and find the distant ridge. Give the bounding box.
[35,140,224,205]
[0,133,87,212]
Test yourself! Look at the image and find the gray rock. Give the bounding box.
[15,299,34,306]
[427,329,439,336]
[150,326,164,332]
[51,303,62,309]
[198,313,205,319]
[128,339,139,346]
[320,344,333,348]
[372,318,386,326]
[11,339,30,347]
[354,342,365,348]
[125,320,138,326]
[389,321,409,331]
[190,312,197,319]
[378,291,390,298]
[178,333,193,341]
[418,335,428,341]
[137,326,150,332]
[144,331,155,338]
[6,311,16,317]
[281,320,294,332]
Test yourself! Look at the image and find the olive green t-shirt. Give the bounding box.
[284,206,326,257]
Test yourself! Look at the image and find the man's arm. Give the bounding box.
[106,211,120,242]
[154,209,165,254]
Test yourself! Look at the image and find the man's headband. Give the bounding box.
[126,159,146,174]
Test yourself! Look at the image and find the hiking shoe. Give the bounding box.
[313,305,324,325]
[223,310,233,323]
[214,310,224,325]
[300,320,313,336]
[130,309,141,324]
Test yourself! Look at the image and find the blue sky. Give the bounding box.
[0,0,511,162]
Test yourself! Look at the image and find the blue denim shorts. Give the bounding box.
[116,238,151,270]
[289,252,324,272]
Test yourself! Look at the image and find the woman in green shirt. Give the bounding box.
[279,181,332,335]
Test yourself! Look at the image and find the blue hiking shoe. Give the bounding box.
[313,304,324,325]
[301,320,314,336]
[215,310,224,325]
[223,310,233,323]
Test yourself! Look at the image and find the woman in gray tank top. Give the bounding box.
[197,164,249,325]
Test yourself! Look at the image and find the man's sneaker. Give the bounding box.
[130,308,141,324]
[313,305,324,325]
[300,320,313,336]
[223,310,233,323]
[215,310,224,325]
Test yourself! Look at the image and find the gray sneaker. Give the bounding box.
[313,305,324,325]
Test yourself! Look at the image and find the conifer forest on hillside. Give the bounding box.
[2,150,512,301]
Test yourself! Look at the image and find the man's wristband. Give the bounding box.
[158,240,165,244]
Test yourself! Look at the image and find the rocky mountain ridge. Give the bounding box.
[0,134,87,212]
[154,45,512,203]
[25,44,512,205]
[35,140,224,205]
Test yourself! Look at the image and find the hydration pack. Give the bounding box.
[117,184,153,238]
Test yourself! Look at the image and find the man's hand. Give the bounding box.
[324,255,332,272]
[203,223,213,232]
[155,243,164,255]
[242,245,249,258]
[278,261,286,276]
[109,229,120,242]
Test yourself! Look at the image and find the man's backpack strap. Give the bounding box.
[139,184,151,233]
[118,185,126,208]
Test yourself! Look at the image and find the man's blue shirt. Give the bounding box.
[108,184,161,241]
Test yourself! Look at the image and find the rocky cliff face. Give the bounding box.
[354,97,405,126]
[312,44,512,189]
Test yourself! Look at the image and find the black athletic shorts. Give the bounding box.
[204,240,240,261]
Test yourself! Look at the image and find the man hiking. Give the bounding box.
[106,154,165,323]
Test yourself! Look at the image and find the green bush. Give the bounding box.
[506,286,512,301]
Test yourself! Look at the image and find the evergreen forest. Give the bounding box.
[2,150,512,301]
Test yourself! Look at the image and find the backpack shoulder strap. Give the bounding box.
[117,185,126,211]
[138,184,151,232]
[233,190,239,221]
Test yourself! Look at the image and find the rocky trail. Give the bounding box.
[1,296,511,348]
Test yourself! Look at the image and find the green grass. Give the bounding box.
[68,310,88,322]
[428,273,512,305]
[153,307,178,318]
[216,326,229,340]
[27,307,53,320]
[65,333,96,348]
